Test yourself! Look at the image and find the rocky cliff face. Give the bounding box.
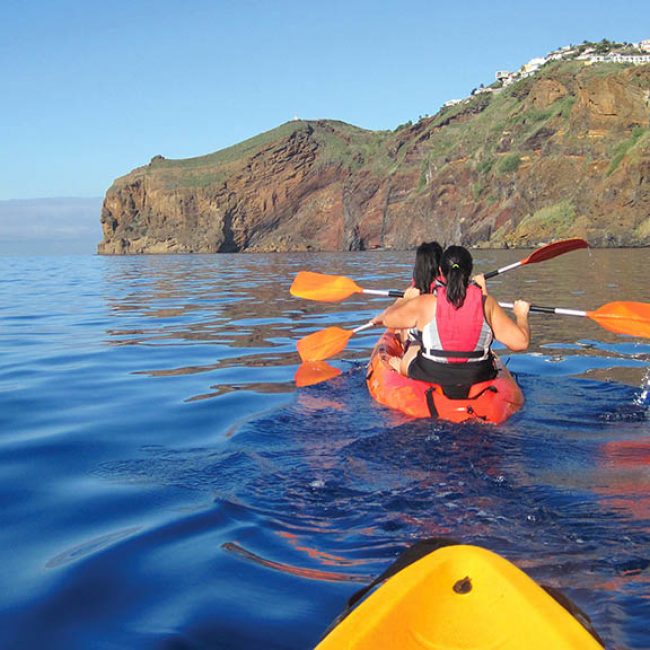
[98,62,650,254]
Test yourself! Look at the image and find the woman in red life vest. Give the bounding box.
[374,245,530,398]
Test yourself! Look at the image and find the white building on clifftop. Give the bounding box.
[521,57,547,74]
[589,53,650,64]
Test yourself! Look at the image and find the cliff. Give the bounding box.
[98,61,650,254]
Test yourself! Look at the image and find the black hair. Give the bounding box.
[440,245,473,308]
[412,241,442,293]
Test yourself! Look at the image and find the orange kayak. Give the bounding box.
[366,330,524,424]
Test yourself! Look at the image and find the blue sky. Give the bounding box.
[1,0,649,201]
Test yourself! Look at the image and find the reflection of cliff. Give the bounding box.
[596,438,650,520]
[101,254,306,404]
[98,62,650,254]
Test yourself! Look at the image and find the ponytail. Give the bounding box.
[440,246,473,308]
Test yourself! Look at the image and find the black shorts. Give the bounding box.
[407,353,497,399]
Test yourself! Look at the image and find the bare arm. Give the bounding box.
[402,286,421,300]
[388,285,420,308]
[374,294,435,330]
[472,273,488,297]
[485,296,530,351]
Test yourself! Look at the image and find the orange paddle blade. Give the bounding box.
[290,272,362,302]
[522,238,589,264]
[294,361,342,387]
[587,302,650,339]
[297,326,355,361]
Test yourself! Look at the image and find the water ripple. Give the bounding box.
[1,251,649,649]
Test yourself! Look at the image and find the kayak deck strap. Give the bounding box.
[425,387,438,418]
[439,383,498,401]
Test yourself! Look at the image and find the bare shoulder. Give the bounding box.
[419,293,437,305]
[415,293,437,327]
[416,293,437,311]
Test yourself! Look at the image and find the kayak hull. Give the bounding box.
[316,544,603,649]
[366,330,524,423]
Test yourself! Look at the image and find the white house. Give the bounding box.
[495,70,515,86]
[589,53,650,65]
[521,57,547,74]
[639,39,650,52]
[472,86,501,96]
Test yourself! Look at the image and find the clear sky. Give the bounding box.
[1,0,649,200]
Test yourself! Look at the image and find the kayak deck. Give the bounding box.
[366,330,524,424]
[315,543,603,649]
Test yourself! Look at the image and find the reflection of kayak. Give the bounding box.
[316,541,604,649]
[366,330,524,424]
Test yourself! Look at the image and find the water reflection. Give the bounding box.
[100,249,649,402]
[222,542,367,582]
[597,438,650,520]
[3,251,649,649]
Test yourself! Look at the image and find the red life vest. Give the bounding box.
[421,283,493,364]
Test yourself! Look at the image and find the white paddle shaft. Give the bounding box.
[352,321,377,334]
[499,302,587,317]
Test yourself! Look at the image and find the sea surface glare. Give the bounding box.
[0,249,649,649]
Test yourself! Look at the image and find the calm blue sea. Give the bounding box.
[1,250,649,649]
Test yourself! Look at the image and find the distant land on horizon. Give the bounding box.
[0,197,103,256]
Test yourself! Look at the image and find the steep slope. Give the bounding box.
[98,61,650,253]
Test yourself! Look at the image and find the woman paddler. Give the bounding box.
[372,245,531,398]
[395,241,443,369]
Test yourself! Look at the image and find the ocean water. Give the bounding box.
[0,249,649,649]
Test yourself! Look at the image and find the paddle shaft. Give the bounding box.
[499,302,586,317]
[365,270,519,292]
[484,261,523,280]
[362,289,404,298]
[358,297,588,315]
[367,239,586,291]
[484,239,588,279]
[352,321,377,334]
[291,239,588,303]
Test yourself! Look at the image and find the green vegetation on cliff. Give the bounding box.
[100,59,650,254]
[607,126,647,175]
[493,200,579,246]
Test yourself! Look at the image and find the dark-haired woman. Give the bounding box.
[374,245,530,397]
[411,241,443,295]
[393,241,443,372]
